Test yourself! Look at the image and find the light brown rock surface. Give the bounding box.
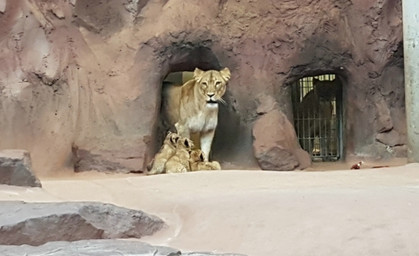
[0,0,404,174]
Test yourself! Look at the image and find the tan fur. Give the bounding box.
[162,68,231,161]
[166,137,194,174]
[189,149,221,171]
[147,132,180,175]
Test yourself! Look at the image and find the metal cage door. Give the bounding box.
[292,74,342,161]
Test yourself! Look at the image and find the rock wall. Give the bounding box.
[0,0,404,174]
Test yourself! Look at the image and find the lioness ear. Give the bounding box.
[194,68,204,80]
[199,152,204,162]
[220,67,231,82]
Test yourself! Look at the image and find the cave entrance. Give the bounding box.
[153,46,228,163]
[291,74,343,161]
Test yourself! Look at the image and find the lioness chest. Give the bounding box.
[186,109,218,132]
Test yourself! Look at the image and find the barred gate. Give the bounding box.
[291,74,342,161]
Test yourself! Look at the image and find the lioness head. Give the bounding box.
[193,67,231,107]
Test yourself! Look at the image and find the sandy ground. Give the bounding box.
[1,163,419,256]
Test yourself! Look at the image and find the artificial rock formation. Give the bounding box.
[253,94,311,171]
[0,0,404,174]
[0,201,165,246]
[0,150,41,187]
[0,240,247,256]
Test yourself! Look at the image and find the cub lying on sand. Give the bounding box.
[147,133,221,175]
[166,137,194,174]
[147,132,180,175]
[161,67,231,161]
[189,149,221,171]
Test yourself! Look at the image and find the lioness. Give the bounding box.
[162,67,231,161]
[189,149,221,171]
[147,131,180,175]
[166,137,194,174]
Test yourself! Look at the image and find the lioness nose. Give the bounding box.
[207,93,215,97]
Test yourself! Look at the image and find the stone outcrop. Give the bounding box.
[0,150,41,187]
[0,239,246,256]
[252,95,311,171]
[0,201,165,246]
[0,0,404,174]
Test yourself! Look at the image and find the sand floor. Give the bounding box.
[1,163,419,256]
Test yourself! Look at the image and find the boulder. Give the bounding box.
[0,239,246,256]
[252,95,311,171]
[0,201,166,246]
[0,150,41,187]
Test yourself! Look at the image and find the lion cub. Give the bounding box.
[147,131,180,175]
[165,137,194,174]
[189,149,221,171]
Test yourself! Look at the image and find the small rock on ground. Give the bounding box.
[0,150,41,187]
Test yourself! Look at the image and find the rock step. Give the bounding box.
[0,201,165,246]
[0,239,247,256]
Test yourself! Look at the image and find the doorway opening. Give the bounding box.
[153,46,230,161]
[291,74,343,161]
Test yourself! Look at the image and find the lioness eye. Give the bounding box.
[202,82,208,88]
[215,81,221,88]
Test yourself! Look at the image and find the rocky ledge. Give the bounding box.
[0,201,165,246]
[0,201,246,256]
[0,239,246,256]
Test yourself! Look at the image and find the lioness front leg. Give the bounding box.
[200,130,215,161]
